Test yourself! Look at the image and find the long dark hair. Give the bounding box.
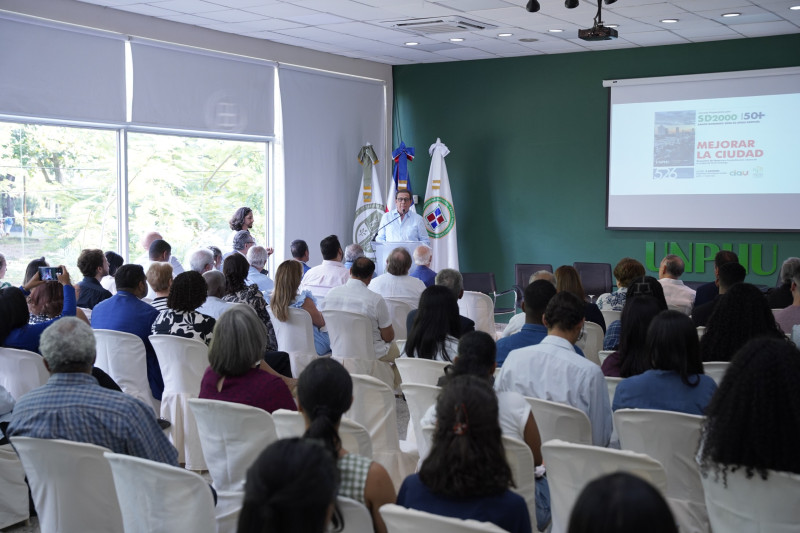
[297,358,352,459]
[617,296,661,378]
[625,276,668,311]
[405,285,460,361]
[446,331,496,380]
[0,287,30,344]
[699,337,800,481]
[419,375,514,497]
[223,253,250,295]
[647,310,704,386]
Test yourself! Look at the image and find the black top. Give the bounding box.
[77,277,112,309]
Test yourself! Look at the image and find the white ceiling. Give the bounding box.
[75,0,800,65]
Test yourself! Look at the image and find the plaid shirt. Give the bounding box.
[8,373,178,466]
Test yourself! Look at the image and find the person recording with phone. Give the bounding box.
[375,189,431,245]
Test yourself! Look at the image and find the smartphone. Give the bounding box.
[38,266,62,281]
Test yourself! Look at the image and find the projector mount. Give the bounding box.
[578,0,619,41]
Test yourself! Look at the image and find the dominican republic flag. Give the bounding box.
[423,138,459,271]
[353,144,386,259]
[387,141,416,213]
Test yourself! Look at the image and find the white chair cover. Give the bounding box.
[615,409,707,533]
[272,408,307,438]
[10,437,124,533]
[104,451,217,533]
[384,298,414,340]
[267,307,318,377]
[150,335,208,470]
[346,374,417,490]
[458,291,495,336]
[395,358,448,386]
[600,309,621,328]
[400,383,441,458]
[542,439,668,533]
[0,444,29,529]
[94,329,157,413]
[0,347,49,400]
[702,361,729,386]
[525,396,593,445]
[597,350,614,366]
[337,496,373,533]
[503,435,538,531]
[379,503,508,533]
[323,310,395,389]
[575,321,603,365]
[272,409,373,458]
[701,465,800,533]
[605,376,623,407]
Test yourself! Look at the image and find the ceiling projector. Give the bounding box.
[578,24,618,41]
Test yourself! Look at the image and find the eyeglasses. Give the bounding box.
[396,197,411,203]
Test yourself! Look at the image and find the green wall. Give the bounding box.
[393,34,800,293]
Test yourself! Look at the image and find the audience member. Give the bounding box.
[225,230,255,261]
[691,261,746,327]
[23,257,49,285]
[369,247,425,307]
[246,245,274,293]
[146,261,173,310]
[75,248,111,309]
[404,285,460,361]
[208,246,223,271]
[138,232,184,275]
[0,252,9,289]
[298,358,395,533]
[199,305,295,413]
[613,310,717,415]
[555,265,605,332]
[766,257,800,309]
[601,296,661,378]
[774,268,800,334]
[299,234,349,300]
[595,258,645,311]
[270,260,330,355]
[343,243,364,270]
[658,254,695,314]
[693,250,738,308]
[700,282,784,362]
[406,268,475,336]
[188,248,215,273]
[496,280,557,367]
[152,271,216,345]
[496,291,612,447]
[100,251,123,293]
[398,375,531,533]
[501,270,556,338]
[28,280,89,325]
[291,239,310,276]
[196,270,236,319]
[229,206,254,233]
[410,245,436,287]
[603,276,667,350]
[238,438,339,533]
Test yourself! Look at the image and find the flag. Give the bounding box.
[423,138,459,271]
[353,143,386,260]
[388,141,416,213]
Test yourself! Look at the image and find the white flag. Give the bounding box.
[353,144,386,260]
[423,138,459,271]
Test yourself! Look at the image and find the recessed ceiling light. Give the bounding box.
[660,18,679,23]
[548,28,564,33]
[449,37,464,42]
[498,33,513,37]
[790,5,800,9]
[606,24,618,28]
[404,42,419,46]
[722,12,741,17]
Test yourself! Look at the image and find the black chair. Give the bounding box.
[572,262,613,298]
[461,272,517,318]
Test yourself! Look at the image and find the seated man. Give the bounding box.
[369,247,425,308]
[291,239,311,276]
[693,250,739,309]
[495,291,612,447]
[136,231,184,275]
[495,280,557,367]
[658,254,695,315]
[7,317,178,465]
[409,245,436,287]
[246,246,274,294]
[775,268,800,334]
[299,234,350,300]
[501,270,556,338]
[222,230,255,262]
[188,248,215,274]
[692,261,747,328]
[196,270,237,319]
[76,248,112,309]
[343,243,365,270]
[406,268,475,336]
[91,264,163,400]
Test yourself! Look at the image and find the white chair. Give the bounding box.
[323,309,395,389]
[94,329,158,413]
[542,439,668,533]
[525,396,593,445]
[605,376,623,407]
[272,409,373,458]
[0,347,49,400]
[384,297,414,340]
[338,496,373,533]
[575,321,603,365]
[266,306,318,377]
[347,374,418,490]
[503,435,538,531]
[701,465,800,533]
[458,291,495,336]
[615,409,707,533]
[597,350,614,366]
[703,361,729,386]
[400,382,441,458]
[0,444,29,529]
[10,437,124,533]
[104,451,217,533]
[395,358,448,386]
[149,335,208,470]
[379,503,508,532]
[600,309,621,328]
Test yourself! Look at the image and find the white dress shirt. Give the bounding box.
[368,273,425,308]
[322,278,393,358]
[299,260,350,300]
[376,209,431,245]
[196,296,237,320]
[659,278,696,315]
[495,335,612,447]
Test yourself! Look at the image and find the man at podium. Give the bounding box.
[376,188,431,246]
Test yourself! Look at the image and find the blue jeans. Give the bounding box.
[535,475,551,532]
[313,327,331,355]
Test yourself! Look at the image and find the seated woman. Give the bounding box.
[238,438,339,533]
[601,296,661,377]
[199,305,295,413]
[594,258,646,312]
[298,358,395,533]
[0,252,10,289]
[555,265,605,332]
[22,257,48,285]
[700,282,785,362]
[152,271,216,345]
[146,261,172,310]
[28,280,90,325]
[422,331,550,531]
[613,310,717,415]
[398,374,532,533]
[404,285,461,361]
[698,336,800,481]
[603,276,668,351]
[269,260,330,355]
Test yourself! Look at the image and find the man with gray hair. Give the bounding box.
[7,318,178,466]
[501,270,556,338]
[658,254,696,315]
[343,243,365,270]
[197,270,236,319]
[410,244,436,287]
[774,268,800,334]
[246,245,274,293]
[767,257,800,309]
[406,268,476,335]
[188,248,215,273]
[368,247,425,307]
[222,230,255,262]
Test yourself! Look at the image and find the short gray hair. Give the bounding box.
[413,245,432,266]
[208,305,266,376]
[189,248,214,273]
[530,270,556,287]
[233,230,254,251]
[435,268,463,298]
[778,257,800,284]
[203,270,225,298]
[344,243,364,264]
[661,254,685,278]
[247,246,269,269]
[40,317,96,372]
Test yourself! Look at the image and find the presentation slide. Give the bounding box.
[606,68,800,231]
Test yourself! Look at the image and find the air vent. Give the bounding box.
[383,16,497,35]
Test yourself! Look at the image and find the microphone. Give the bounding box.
[372,212,402,241]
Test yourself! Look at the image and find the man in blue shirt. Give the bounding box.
[76,248,112,309]
[91,264,162,400]
[376,189,431,246]
[410,245,437,287]
[496,280,557,367]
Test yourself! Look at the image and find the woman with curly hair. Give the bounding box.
[404,285,461,361]
[151,271,216,345]
[700,282,784,362]
[269,260,330,355]
[601,296,661,377]
[229,206,254,232]
[698,337,800,481]
[398,374,532,533]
